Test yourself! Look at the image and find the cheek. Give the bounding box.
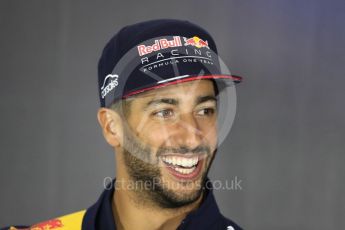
[202,126,218,148]
[136,123,172,148]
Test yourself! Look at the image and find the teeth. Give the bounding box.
[161,156,199,167]
[174,166,196,174]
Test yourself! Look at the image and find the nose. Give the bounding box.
[174,113,203,149]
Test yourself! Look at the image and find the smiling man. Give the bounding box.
[109,80,217,209]
[2,19,243,230]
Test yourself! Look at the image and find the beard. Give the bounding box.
[121,124,215,209]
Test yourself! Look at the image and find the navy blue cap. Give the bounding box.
[98,19,242,107]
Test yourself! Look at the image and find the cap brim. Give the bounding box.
[123,74,242,99]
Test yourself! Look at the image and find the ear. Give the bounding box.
[97,108,123,147]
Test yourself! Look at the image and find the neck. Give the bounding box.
[112,176,204,230]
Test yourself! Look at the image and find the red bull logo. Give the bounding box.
[137,36,182,56]
[183,36,209,49]
[30,219,63,230]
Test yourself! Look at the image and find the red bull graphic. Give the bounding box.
[30,219,63,230]
[184,36,209,49]
[137,36,182,56]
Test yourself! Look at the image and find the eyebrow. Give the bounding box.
[196,95,217,104]
[145,98,178,110]
[144,95,217,110]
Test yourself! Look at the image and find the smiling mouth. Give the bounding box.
[160,154,205,180]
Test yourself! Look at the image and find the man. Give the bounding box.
[2,19,243,230]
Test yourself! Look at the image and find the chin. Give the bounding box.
[152,171,207,208]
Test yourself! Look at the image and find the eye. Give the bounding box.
[196,108,216,116]
[153,109,175,119]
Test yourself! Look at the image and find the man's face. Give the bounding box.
[120,80,218,208]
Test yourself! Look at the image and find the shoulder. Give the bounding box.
[1,210,86,230]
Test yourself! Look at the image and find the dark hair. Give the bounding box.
[110,99,132,118]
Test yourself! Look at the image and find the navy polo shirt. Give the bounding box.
[82,179,242,230]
